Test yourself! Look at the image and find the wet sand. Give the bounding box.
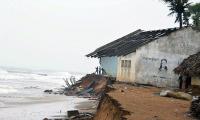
[75,99,99,113]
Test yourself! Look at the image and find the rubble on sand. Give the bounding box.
[160,90,192,101]
[64,74,114,98]
[64,74,115,120]
[190,96,200,119]
[67,110,93,120]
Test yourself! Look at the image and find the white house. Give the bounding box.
[87,27,200,88]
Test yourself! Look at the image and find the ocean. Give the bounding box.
[0,67,86,120]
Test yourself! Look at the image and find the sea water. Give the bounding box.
[0,67,86,120]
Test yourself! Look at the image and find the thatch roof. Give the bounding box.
[87,28,178,58]
[174,52,200,77]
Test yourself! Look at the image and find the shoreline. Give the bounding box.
[0,73,194,120]
[75,100,98,113]
[0,95,89,120]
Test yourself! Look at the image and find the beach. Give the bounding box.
[0,67,86,120]
[0,95,88,120]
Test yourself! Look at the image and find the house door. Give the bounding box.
[121,60,131,81]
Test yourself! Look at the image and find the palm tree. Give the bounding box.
[189,3,200,27]
[162,0,191,28]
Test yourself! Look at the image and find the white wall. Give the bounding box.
[135,27,200,88]
[117,52,136,82]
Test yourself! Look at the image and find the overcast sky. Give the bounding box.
[0,0,199,73]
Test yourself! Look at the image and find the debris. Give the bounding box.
[71,112,94,120]
[86,80,95,89]
[63,78,71,87]
[190,96,200,119]
[67,110,94,120]
[63,74,113,119]
[67,110,79,118]
[168,92,192,101]
[160,90,172,97]
[78,88,94,96]
[70,76,76,85]
[44,89,53,94]
[160,90,192,101]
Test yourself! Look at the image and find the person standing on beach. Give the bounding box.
[95,67,99,75]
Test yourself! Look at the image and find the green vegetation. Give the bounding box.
[162,0,191,28]
[189,3,200,27]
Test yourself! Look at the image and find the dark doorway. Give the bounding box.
[179,75,191,89]
[185,76,191,89]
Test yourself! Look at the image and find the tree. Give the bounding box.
[189,3,200,27]
[162,0,191,28]
[183,10,191,26]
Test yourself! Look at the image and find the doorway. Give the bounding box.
[179,75,191,89]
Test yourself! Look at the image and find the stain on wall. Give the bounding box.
[134,28,200,87]
[117,53,136,82]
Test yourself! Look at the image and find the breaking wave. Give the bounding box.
[0,69,8,74]
[0,85,18,94]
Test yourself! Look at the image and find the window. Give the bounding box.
[121,60,132,80]
[127,60,131,68]
[121,60,131,68]
[121,60,125,67]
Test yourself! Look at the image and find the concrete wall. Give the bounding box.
[100,57,118,77]
[135,27,200,88]
[117,53,136,82]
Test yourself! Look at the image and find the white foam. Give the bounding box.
[0,96,87,120]
[0,69,8,74]
[0,102,5,108]
[0,85,18,94]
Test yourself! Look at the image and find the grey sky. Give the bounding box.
[0,0,199,73]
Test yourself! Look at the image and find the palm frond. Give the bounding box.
[162,0,191,28]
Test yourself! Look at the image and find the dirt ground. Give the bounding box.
[108,83,193,120]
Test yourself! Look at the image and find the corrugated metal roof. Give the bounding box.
[86,28,178,58]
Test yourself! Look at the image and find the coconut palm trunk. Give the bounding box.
[179,12,183,28]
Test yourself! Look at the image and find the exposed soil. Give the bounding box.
[93,94,122,120]
[65,74,109,97]
[94,83,194,120]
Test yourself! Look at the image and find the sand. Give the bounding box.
[108,83,193,120]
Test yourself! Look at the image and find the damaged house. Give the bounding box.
[87,27,200,88]
[174,52,200,89]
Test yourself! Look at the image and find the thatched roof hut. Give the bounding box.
[174,52,200,77]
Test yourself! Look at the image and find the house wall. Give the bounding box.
[117,53,136,82]
[135,27,200,88]
[100,57,118,77]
